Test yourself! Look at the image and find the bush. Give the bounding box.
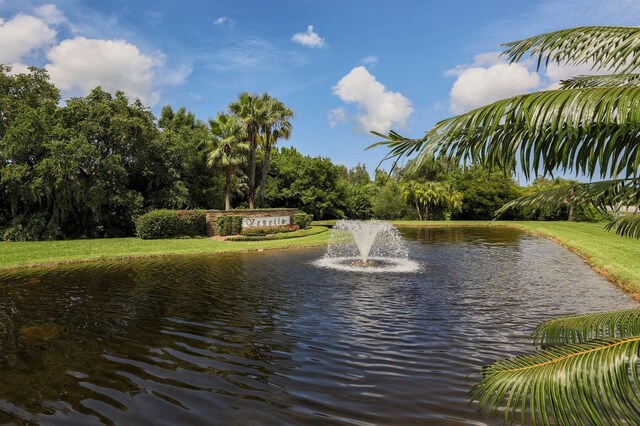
[1,214,60,241]
[228,226,328,241]
[216,215,243,236]
[240,224,299,236]
[136,209,206,239]
[293,212,313,229]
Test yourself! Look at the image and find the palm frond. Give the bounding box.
[495,178,640,217]
[501,26,640,73]
[532,309,640,348]
[471,337,640,425]
[369,87,640,180]
[605,214,640,238]
[560,74,640,89]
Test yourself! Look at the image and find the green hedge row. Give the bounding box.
[228,226,328,241]
[216,215,243,236]
[293,213,313,229]
[136,210,206,239]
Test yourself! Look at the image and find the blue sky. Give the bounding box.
[1,0,639,176]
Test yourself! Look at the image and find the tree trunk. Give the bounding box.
[424,206,430,221]
[415,200,423,221]
[248,128,256,209]
[259,130,271,204]
[225,166,233,211]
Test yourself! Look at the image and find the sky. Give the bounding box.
[1,0,640,176]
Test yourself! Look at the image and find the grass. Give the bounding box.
[0,226,330,271]
[227,226,327,241]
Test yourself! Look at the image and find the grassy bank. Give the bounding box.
[0,226,330,271]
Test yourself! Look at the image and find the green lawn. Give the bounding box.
[1,221,639,300]
[0,226,330,271]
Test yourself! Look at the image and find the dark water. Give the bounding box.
[0,227,635,425]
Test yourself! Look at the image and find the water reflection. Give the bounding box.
[0,227,635,424]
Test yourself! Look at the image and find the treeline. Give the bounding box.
[0,66,606,241]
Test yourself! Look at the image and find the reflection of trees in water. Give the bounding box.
[0,255,296,423]
[402,226,522,245]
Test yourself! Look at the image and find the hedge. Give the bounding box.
[293,213,313,229]
[216,215,243,236]
[136,210,206,239]
[227,226,328,241]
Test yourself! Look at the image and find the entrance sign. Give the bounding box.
[242,216,290,228]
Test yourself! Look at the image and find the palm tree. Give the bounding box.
[258,94,293,204]
[207,113,248,210]
[373,27,640,425]
[229,92,264,209]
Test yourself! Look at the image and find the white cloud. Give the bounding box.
[446,52,540,114]
[292,25,325,48]
[214,16,235,27]
[34,4,66,25]
[332,66,413,133]
[46,37,163,106]
[360,55,379,66]
[328,107,348,128]
[0,13,57,63]
[544,61,614,89]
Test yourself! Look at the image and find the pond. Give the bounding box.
[0,227,635,425]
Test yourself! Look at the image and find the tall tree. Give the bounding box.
[258,94,293,203]
[207,113,248,210]
[374,26,640,425]
[229,92,264,209]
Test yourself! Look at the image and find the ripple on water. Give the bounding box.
[0,227,635,425]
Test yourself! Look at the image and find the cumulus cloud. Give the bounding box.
[214,16,235,27]
[46,37,163,106]
[544,61,614,89]
[446,52,540,114]
[0,13,57,63]
[292,25,325,48]
[332,66,413,133]
[34,4,66,25]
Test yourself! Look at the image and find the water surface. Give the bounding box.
[0,227,635,425]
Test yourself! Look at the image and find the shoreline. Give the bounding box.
[0,222,638,305]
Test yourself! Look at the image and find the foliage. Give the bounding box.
[216,215,243,236]
[135,210,206,239]
[207,113,249,210]
[1,214,59,241]
[228,225,327,241]
[240,224,299,236]
[293,212,313,229]
[371,179,412,219]
[401,181,462,220]
[451,167,521,220]
[264,147,348,219]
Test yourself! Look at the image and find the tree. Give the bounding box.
[373,26,640,425]
[229,92,265,209]
[257,94,293,204]
[402,181,461,220]
[207,113,248,210]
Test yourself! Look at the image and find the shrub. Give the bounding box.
[293,212,313,229]
[240,224,299,236]
[1,214,60,241]
[136,209,206,239]
[228,226,328,241]
[216,215,243,236]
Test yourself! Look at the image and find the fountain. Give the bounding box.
[314,220,419,272]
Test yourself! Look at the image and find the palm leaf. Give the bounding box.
[533,309,640,348]
[369,87,640,180]
[471,337,640,425]
[605,214,640,238]
[501,26,640,73]
[495,178,640,217]
[560,74,640,89]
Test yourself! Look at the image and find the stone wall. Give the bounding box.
[206,208,298,236]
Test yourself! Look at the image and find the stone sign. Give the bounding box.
[242,216,290,228]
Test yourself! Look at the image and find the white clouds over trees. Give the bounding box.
[331,66,413,133]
